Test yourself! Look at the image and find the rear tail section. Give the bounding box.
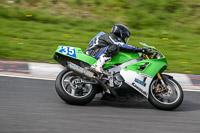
[53,46,97,67]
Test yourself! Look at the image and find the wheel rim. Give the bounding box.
[61,71,93,98]
[150,79,181,105]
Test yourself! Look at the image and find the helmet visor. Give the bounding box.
[124,37,129,44]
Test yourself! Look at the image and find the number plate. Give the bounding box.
[58,46,76,58]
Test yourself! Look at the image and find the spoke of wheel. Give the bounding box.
[163,99,169,103]
[82,87,88,92]
[157,94,165,101]
[71,88,76,96]
[168,99,171,103]
[64,79,70,82]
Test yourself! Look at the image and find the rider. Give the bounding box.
[86,24,147,73]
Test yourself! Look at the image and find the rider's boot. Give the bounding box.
[90,54,111,73]
[91,54,111,93]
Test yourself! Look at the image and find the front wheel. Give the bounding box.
[149,78,184,110]
[55,69,97,105]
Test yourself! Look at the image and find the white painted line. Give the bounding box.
[165,73,193,86]
[183,89,200,92]
[28,62,64,76]
[0,74,55,81]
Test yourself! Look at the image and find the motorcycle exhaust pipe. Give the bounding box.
[67,62,110,92]
[67,62,95,79]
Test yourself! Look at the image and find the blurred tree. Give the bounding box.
[163,0,182,13]
[94,0,102,6]
[16,0,21,4]
[75,0,83,6]
[25,0,41,6]
[52,0,58,4]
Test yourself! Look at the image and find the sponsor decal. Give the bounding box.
[132,82,147,96]
[59,46,76,58]
[70,63,79,68]
[136,72,152,78]
[135,77,147,87]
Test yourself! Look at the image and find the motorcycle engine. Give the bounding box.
[113,73,124,87]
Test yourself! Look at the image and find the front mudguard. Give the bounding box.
[161,74,173,82]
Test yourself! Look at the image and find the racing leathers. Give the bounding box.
[86,33,143,73]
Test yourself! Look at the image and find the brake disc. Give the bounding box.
[161,86,173,97]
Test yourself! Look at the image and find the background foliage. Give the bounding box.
[0,0,200,74]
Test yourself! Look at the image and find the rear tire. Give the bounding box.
[55,69,97,105]
[148,78,184,110]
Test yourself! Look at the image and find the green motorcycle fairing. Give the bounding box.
[103,52,140,69]
[53,46,168,78]
[123,57,167,78]
[53,46,96,66]
[53,46,139,68]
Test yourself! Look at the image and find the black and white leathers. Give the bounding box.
[86,33,142,58]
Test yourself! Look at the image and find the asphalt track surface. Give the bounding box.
[0,76,200,133]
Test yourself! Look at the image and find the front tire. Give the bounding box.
[149,78,184,110]
[55,69,97,105]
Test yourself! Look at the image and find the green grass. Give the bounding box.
[0,0,200,74]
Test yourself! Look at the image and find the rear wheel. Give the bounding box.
[149,78,184,110]
[55,69,97,105]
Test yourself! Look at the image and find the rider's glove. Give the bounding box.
[132,47,151,55]
[141,48,147,53]
[132,47,143,53]
[141,48,153,55]
[132,48,147,53]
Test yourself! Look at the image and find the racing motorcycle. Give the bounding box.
[53,32,184,110]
